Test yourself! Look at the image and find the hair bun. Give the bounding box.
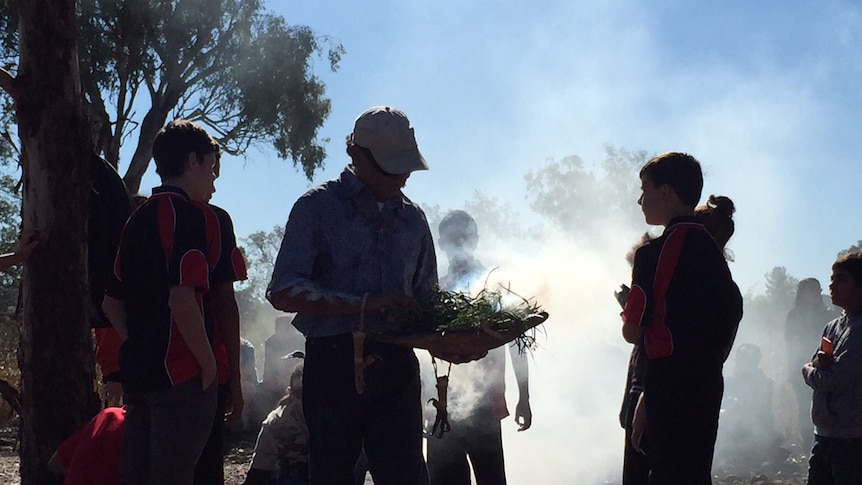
[707,195,735,219]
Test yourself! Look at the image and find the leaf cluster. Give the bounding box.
[525,145,649,237]
[0,1,344,192]
[391,286,545,353]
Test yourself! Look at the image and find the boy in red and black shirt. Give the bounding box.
[622,152,742,485]
[103,120,222,484]
[193,189,249,484]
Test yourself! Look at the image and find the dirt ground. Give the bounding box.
[0,423,255,485]
[0,421,809,485]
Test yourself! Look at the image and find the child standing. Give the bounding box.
[622,152,743,484]
[802,252,862,485]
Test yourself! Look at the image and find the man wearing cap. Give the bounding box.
[266,106,437,484]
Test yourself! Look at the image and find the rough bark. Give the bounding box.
[15,1,100,483]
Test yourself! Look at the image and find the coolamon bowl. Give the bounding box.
[384,311,548,362]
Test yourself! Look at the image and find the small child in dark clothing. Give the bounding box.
[622,152,743,485]
[802,252,862,485]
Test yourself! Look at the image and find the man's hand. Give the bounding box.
[515,398,532,431]
[812,351,835,370]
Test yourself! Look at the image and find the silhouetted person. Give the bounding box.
[715,343,787,473]
[619,194,737,485]
[426,210,531,485]
[622,154,743,485]
[244,361,308,485]
[260,315,305,415]
[266,106,436,484]
[785,278,832,452]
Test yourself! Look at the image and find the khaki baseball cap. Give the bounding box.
[350,106,428,175]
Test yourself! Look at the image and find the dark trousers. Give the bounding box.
[121,376,218,485]
[195,384,228,484]
[623,425,651,485]
[808,435,862,485]
[645,374,722,485]
[621,389,650,485]
[303,334,428,485]
[426,409,505,485]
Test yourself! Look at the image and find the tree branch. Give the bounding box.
[0,67,16,101]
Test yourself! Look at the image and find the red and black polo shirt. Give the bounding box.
[623,216,742,384]
[108,186,218,394]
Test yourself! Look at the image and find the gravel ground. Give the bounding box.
[0,422,809,484]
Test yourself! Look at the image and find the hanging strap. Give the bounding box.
[428,355,452,438]
[353,293,370,394]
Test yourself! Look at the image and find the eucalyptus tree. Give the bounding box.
[77,0,343,194]
[1,1,98,483]
[1,0,343,194]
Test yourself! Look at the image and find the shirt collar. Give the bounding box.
[151,185,191,201]
[338,166,408,209]
[663,215,702,235]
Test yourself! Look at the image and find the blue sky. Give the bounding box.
[135,1,862,480]
[144,0,862,295]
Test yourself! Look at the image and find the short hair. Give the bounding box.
[695,195,735,250]
[152,119,219,180]
[438,210,478,250]
[833,252,862,286]
[639,152,703,208]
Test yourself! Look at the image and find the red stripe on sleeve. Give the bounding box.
[231,247,248,281]
[179,250,209,290]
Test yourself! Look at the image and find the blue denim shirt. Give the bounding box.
[267,167,438,337]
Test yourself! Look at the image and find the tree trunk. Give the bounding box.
[16,1,100,484]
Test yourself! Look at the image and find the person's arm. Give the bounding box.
[211,281,243,420]
[101,295,128,342]
[169,285,217,389]
[622,323,645,344]
[509,344,531,431]
[621,247,650,344]
[802,321,862,392]
[268,285,415,318]
[630,392,647,454]
[0,228,38,272]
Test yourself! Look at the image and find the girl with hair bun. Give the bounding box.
[695,195,736,258]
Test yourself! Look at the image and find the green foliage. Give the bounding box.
[525,145,648,236]
[235,224,284,316]
[0,173,21,313]
[1,0,343,192]
[762,266,799,311]
[838,240,862,257]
